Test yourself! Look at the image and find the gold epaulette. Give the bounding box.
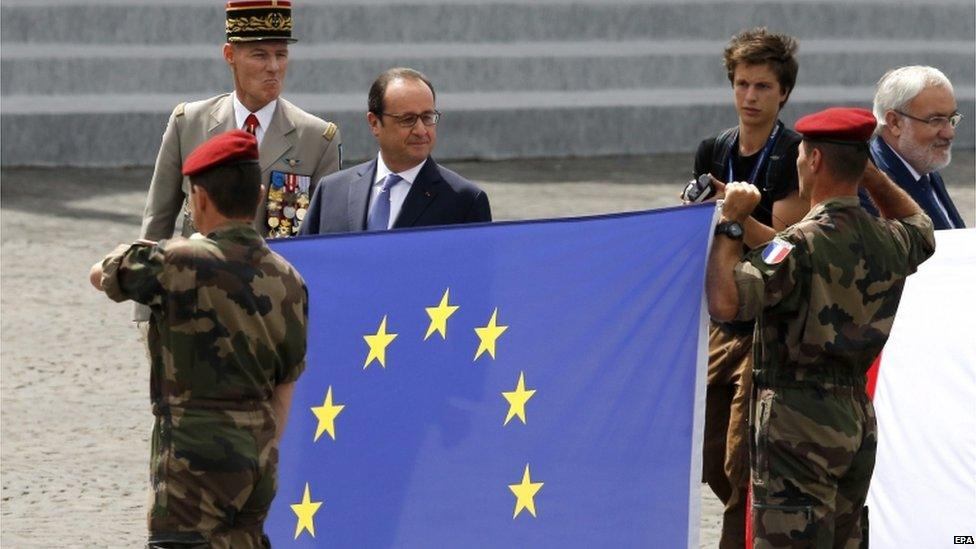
[323,122,337,141]
[173,102,186,117]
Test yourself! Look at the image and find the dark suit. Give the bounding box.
[299,157,491,235]
[860,136,965,230]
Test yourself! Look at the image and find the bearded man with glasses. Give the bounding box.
[300,67,491,234]
[861,65,966,229]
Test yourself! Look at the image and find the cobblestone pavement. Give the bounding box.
[2,153,972,547]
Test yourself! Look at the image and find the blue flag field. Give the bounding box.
[267,204,714,547]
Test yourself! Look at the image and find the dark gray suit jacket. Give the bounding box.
[299,157,491,234]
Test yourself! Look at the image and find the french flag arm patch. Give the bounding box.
[762,237,794,265]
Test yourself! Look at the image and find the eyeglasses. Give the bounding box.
[379,110,441,128]
[895,110,963,129]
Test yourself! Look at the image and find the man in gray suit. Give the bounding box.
[300,68,490,235]
[140,0,341,244]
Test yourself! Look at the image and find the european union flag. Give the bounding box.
[267,204,714,547]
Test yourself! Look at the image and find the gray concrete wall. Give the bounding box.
[2,0,974,166]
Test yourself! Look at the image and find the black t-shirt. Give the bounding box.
[693,124,801,230]
[693,123,801,334]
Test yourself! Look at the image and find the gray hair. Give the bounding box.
[873,66,954,130]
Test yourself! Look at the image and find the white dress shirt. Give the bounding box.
[232,93,276,146]
[372,153,427,229]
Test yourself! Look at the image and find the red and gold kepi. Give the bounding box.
[226,0,296,43]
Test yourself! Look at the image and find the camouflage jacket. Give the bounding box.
[102,221,308,413]
[733,196,935,386]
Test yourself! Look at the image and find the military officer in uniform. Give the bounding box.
[706,108,935,547]
[91,130,308,548]
[136,0,338,325]
[140,0,341,244]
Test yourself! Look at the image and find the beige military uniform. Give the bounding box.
[140,93,340,242]
[136,93,338,322]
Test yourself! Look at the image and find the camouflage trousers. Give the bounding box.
[149,406,278,548]
[703,323,753,549]
[751,385,876,548]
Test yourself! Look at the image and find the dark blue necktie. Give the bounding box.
[922,174,953,228]
[366,174,402,231]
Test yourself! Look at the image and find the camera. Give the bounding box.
[682,174,716,203]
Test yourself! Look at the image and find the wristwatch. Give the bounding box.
[715,220,744,240]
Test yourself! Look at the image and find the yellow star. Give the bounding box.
[424,288,459,340]
[290,482,323,539]
[363,315,398,369]
[311,386,345,442]
[502,371,537,426]
[508,463,544,519]
[474,308,508,361]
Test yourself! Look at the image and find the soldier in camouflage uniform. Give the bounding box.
[706,108,935,547]
[91,130,308,548]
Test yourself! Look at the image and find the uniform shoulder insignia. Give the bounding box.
[173,102,186,117]
[322,122,337,141]
[761,237,794,265]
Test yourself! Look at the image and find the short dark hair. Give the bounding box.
[806,141,869,184]
[189,161,261,218]
[367,67,436,119]
[723,27,799,109]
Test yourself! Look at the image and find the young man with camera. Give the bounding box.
[686,27,808,548]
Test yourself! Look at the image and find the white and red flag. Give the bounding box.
[867,228,976,547]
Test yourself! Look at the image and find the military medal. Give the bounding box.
[267,170,312,238]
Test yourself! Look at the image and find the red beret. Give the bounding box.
[182,129,259,176]
[795,107,877,145]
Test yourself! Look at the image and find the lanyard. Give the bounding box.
[726,121,782,188]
